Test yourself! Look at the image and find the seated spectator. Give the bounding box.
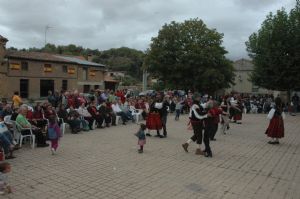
[16,105,48,147]
[57,104,68,123]
[87,100,104,128]
[120,99,134,121]
[31,103,48,132]
[77,103,94,130]
[67,107,81,134]
[0,120,16,159]
[43,104,57,119]
[111,101,127,125]
[0,104,12,119]
[135,99,147,120]
[98,102,113,127]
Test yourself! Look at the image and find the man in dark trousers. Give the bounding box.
[182,93,209,155]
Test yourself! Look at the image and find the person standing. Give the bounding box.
[209,101,223,141]
[47,115,62,155]
[266,97,285,144]
[134,124,147,153]
[182,93,208,155]
[291,93,299,116]
[220,97,230,134]
[12,91,22,109]
[158,95,170,138]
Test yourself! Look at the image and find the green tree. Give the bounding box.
[145,18,234,93]
[246,0,300,92]
[93,47,145,80]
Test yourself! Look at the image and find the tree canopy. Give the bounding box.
[145,18,234,93]
[246,0,300,91]
[92,47,145,80]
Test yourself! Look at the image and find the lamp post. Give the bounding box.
[44,25,52,46]
[142,69,148,91]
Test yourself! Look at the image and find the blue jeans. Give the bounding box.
[0,131,13,154]
[175,109,181,119]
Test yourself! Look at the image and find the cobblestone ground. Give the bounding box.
[3,113,300,199]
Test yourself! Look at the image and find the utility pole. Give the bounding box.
[44,25,52,46]
[142,69,148,91]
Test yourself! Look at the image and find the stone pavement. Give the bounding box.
[3,113,300,199]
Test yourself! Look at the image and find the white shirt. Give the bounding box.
[189,104,207,120]
[77,107,92,117]
[112,103,122,113]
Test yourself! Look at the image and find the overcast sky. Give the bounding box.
[0,0,296,60]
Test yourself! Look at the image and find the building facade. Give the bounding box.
[227,59,271,94]
[0,35,106,99]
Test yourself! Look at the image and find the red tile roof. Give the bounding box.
[5,51,73,64]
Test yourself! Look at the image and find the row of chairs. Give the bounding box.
[2,107,143,149]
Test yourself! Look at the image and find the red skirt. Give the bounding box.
[266,117,284,138]
[233,113,242,121]
[146,113,162,130]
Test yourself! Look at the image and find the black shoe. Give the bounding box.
[204,151,212,158]
[210,138,216,141]
[122,122,126,125]
[155,134,163,138]
[138,149,143,153]
[163,135,167,138]
[268,141,276,144]
[146,133,152,137]
[112,124,116,126]
[204,152,212,158]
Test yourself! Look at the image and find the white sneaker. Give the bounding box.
[51,148,55,155]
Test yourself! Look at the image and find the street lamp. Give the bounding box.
[44,25,52,46]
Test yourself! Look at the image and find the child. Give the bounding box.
[135,124,147,153]
[0,162,12,195]
[175,98,183,121]
[48,115,61,155]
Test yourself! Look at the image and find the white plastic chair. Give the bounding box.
[15,121,35,149]
[130,106,143,123]
[115,115,121,125]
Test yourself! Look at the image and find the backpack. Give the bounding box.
[48,126,58,139]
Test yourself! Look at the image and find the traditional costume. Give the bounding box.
[146,101,162,136]
[266,107,285,139]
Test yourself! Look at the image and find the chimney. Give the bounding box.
[0,35,8,64]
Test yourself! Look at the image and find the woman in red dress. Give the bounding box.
[266,97,285,144]
[146,97,162,137]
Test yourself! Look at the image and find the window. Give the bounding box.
[68,66,75,74]
[20,79,29,98]
[40,80,54,97]
[62,65,68,73]
[10,63,20,70]
[83,68,87,80]
[44,64,52,72]
[62,80,68,91]
[89,70,96,76]
[21,62,28,71]
[83,85,90,93]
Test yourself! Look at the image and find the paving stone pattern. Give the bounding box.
[3,114,300,199]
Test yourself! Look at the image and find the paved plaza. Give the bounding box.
[3,113,300,199]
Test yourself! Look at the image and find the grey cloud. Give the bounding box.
[0,0,296,60]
